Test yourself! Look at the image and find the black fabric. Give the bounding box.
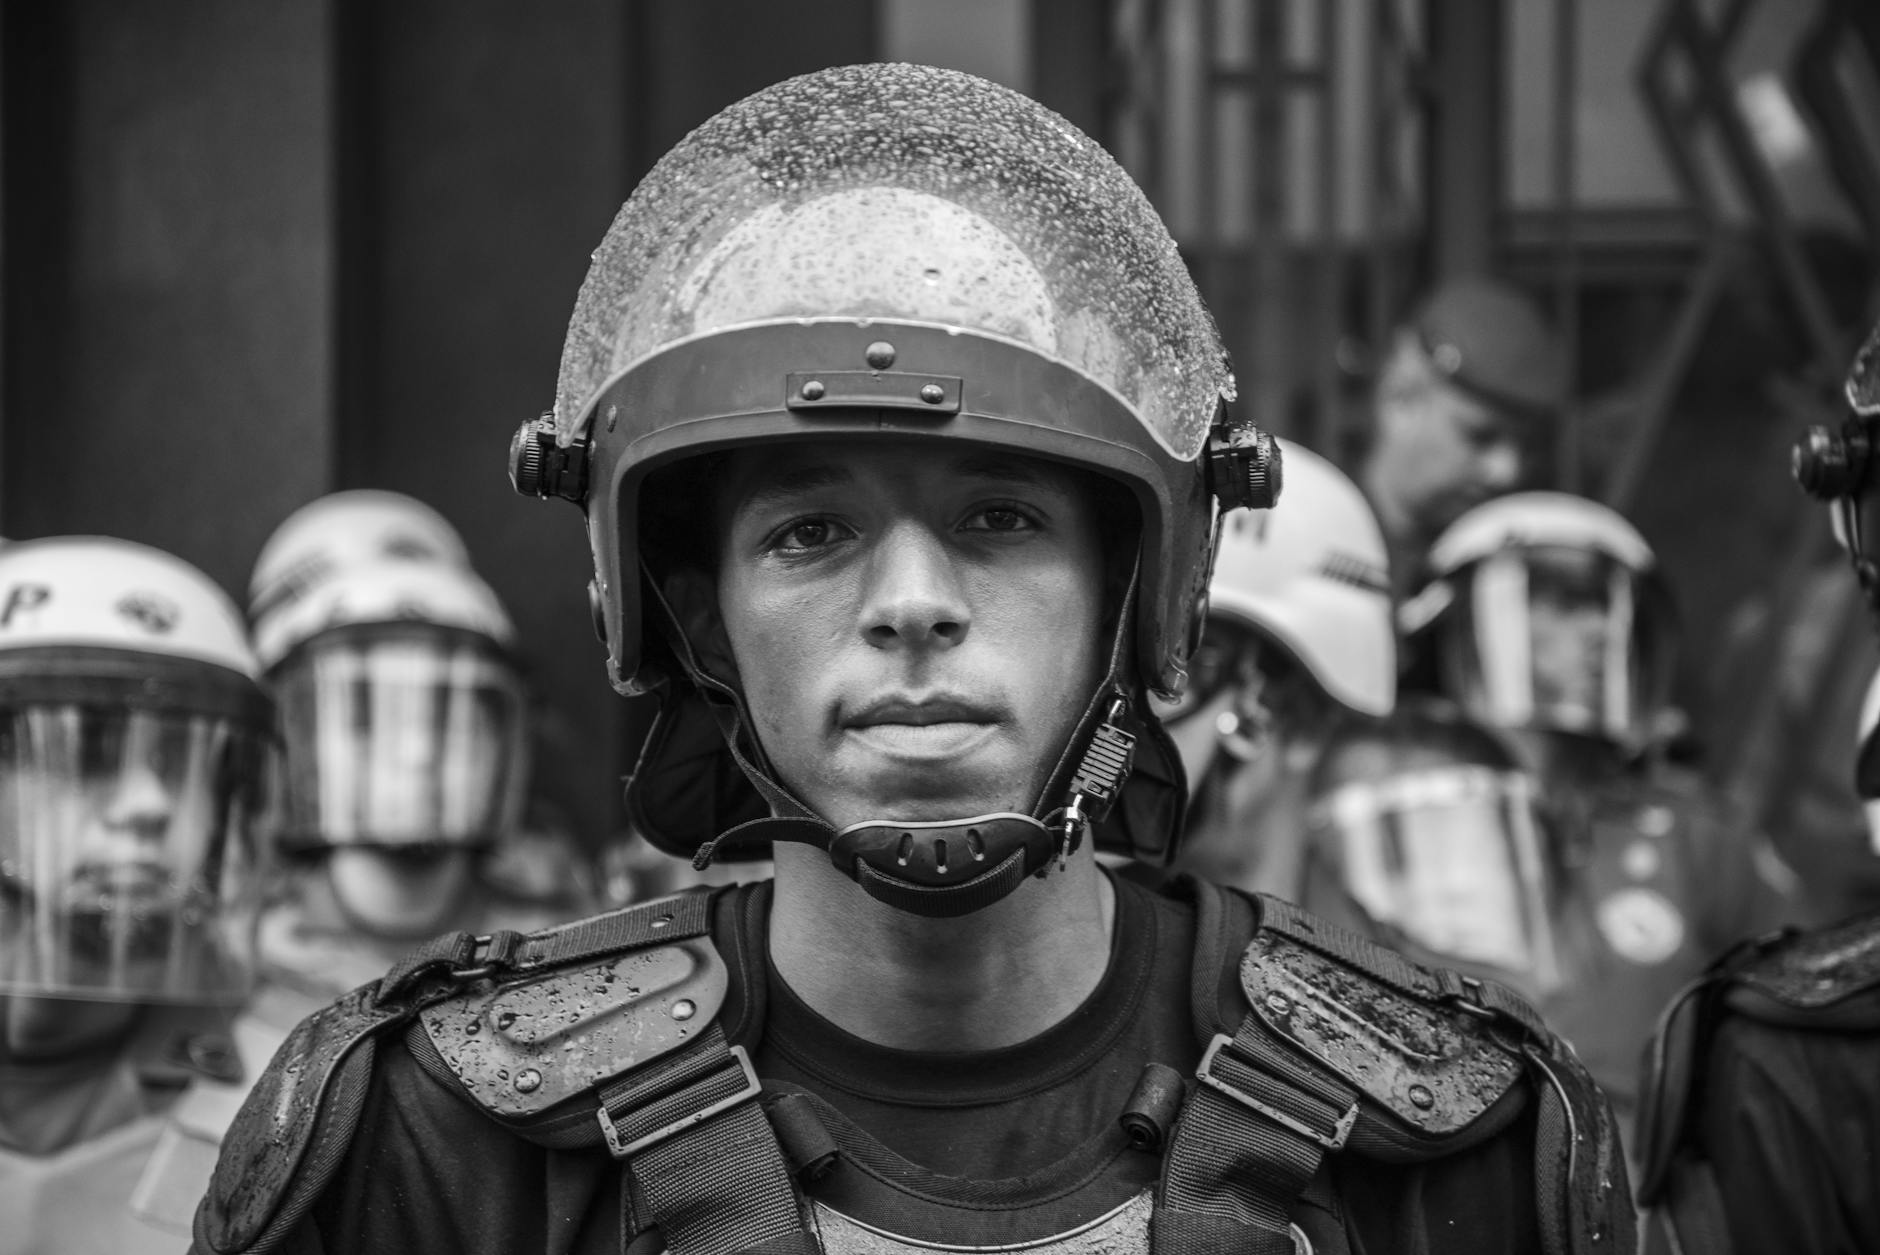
[752,869,1194,1180]
[1686,1003,1880,1253]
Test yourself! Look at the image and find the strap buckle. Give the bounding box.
[452,930,526,982]
[1196,1033,1358,1152]
[597,1044,763,1159]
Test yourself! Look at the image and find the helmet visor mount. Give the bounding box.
[1314,766,1561,991]
[0,703,270,1004]
[273,623,529,853]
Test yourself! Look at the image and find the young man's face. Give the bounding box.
[1374,379,1529,539]
[713,440,1110,830]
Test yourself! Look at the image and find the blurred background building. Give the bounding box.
[2,0,1876,860]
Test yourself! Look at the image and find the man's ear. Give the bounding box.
[660,565,742,688]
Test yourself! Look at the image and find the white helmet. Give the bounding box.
[1203,439,1395,717]
[1413,492,1672,749]
[256,559,528,852]
[248,490,471,624]
[0,537,274,1005]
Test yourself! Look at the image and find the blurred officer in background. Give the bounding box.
[1159,439,1397,896]
[251,552,540,993]
[1635,319,1880,1255]
[1300,700,1562,994]
[1404,491,1794,1158]
[196,64,1631,1255]
[1358,276,1567,601]
[0,537,274,1251]
[246,489,596,995]
[140,496,598,1230]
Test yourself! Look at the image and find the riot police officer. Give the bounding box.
[1157,438,1396,897]
[1358,277,1567,601]
[0,537,275,1251]
[194,64,1631,1255]
[1405,491,1794,1159]
[1634,321,1880,1254]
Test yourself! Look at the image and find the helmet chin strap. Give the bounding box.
[671,565,1145,919]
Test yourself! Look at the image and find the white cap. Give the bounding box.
[253,557,515,671]
[1208,439,1395,716]
[0,536,260,679]
[1428,492,1654,577]
[248,490,471,622]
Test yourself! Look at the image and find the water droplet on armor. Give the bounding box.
[672,999,697,1021]
[514,1068,543,1093]
[1409,1084,1435,1110]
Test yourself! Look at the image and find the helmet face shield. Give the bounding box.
[1313,766,1561,991]
[0,704,270,1003]
[274,625,528,851]
[1442,546,1670,746]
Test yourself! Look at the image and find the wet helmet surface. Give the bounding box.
[541,64,1256,885]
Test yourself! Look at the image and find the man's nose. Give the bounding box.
[103,765,175,838]
[859,522,970,650]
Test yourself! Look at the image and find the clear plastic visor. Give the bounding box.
[274,626,529,851]
[1447,548,1662,745]
[1312,766,1561,991]
[0,706,270,1003]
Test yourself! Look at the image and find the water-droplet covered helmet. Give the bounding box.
[521,64,1275,876]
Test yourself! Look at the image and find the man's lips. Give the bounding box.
[840,695,1005,760]
[842,694,1004,728]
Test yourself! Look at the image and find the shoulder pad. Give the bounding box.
[421,932,727,1120]
[196,981,415,1254]
[1243,896,1529,1140]
[1725,913,1880,1024]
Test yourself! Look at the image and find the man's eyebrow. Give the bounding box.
[949,453,1065,490]
[735,463,855,509]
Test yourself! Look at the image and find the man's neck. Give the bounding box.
[767,844,1117,1052]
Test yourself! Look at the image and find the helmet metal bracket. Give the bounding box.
[510,414,591,504]
[1205,404,1283,511]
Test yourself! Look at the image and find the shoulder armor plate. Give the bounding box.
[421,934,728,1118]
[1730,913,1880,1014]
[199,980,413,1253]
[1241,926,1524,1135]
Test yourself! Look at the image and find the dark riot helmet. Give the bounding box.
[511,64,1279,915]
[1796,317,1880,799]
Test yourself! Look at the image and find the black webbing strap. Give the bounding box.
[378,892,716,1004]
[1154,1016,1360,1255]
[597,1022,815,1255]
[1259,896,1548,1039]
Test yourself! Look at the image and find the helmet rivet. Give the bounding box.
[865,340,896,370]
[1263,992,1290,1017]
[514,1068,542,1094]
[1409,1083,1435,1110]
[671,999,697,1022]
[800,380,826,401]
[920,383,946,405]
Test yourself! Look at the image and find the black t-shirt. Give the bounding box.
[295,874,1553,1254]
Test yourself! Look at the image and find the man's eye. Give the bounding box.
[965,507,1032,533]
[773,519,842,552]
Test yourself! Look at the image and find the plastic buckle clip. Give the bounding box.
[453,930,525,983]
[598,1045,763,1159]
[1196,1033,1357,1152]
